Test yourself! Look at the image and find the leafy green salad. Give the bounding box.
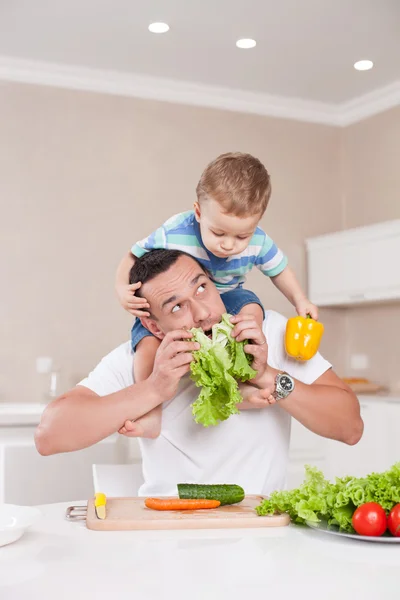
[189,313,256,427]
[256,462,400,533]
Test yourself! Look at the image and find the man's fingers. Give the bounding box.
[235,327,265,344]
[244,343,267,355]
[164,340,199,358]
[169,352,195,370]
[163,329,194,342]
[175,363,192,378]
[230,314,251,324]
[128,282,142,290]
[231,319,264,343]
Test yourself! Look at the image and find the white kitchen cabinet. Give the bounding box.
[287,417,326,488]
[322,399,393,480]
[0,404,133,505]
[380,402,400,466]
[306,219,400,307]
[288,395,400,487]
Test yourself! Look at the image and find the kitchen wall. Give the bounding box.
[341,106,400,389]
[0,81,344,403]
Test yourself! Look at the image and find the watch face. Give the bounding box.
[279,375,294,392]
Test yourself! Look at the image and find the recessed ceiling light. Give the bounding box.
[236,38,256,49]
[354,59,373,71]
[148,22,170,34]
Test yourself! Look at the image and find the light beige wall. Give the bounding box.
[341,106,400,388]
[1,82,343,403]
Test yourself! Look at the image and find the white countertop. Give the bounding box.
[357,393,400,403]
[0,403,47,427]
[0,501,398,600]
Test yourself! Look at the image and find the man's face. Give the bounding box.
[140,255,225,337]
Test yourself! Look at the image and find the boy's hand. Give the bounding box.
[116,282,151,317]
[295,298,319,321]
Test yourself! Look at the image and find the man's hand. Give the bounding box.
[230,314,269,386]
[148,330,200,402]
[116,281,151,317]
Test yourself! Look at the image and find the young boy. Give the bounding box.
[115,152,318,438]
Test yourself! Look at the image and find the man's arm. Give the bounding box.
[257,367,363,446]
[35,330,200,455]
[229,312,363,445]
[35,381,162,455]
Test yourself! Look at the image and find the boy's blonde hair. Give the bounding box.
[196,152,271,217]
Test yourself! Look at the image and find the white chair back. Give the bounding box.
[92,463,144,497]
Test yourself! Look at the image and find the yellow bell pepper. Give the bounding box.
[285,315,324,361]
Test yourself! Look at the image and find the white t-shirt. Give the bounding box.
[79,311,331,497]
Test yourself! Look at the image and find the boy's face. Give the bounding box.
[194,198,261,258]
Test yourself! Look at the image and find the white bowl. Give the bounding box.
[0,504,41,547]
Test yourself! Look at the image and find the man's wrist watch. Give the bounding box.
[272,371,295,401]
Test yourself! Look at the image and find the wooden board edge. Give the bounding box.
[86,513,290,531]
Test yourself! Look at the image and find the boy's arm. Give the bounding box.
[253,232,317,319]
[115,251,150,316]
[254,233,304,307]
[270,265,306,308]
[115,219,171,314]
[115,251,135,290]
[271,266,319,319]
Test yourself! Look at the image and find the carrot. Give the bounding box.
[145,498,221,511]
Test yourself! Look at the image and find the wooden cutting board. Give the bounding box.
[86,495,290,531]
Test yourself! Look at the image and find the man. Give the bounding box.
[35,250,363,496]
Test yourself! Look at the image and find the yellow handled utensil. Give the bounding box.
[94,492,106,520]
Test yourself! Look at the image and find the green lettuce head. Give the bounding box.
[189,313,257,427]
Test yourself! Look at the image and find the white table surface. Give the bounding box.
[0,501,399,600]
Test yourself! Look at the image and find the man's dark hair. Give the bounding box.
[129,249,209,291]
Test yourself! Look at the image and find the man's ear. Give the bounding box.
[194,202,201,222]
[140,317,165,340]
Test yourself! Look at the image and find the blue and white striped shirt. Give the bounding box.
[131,211,287,293]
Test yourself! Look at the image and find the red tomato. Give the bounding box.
[352,502,387,536]
[387,504,400,537]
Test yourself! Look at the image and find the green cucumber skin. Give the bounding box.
[177,484,245,506]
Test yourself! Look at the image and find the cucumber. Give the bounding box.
[177,483,245,506]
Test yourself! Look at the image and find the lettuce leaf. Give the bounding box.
[190,313,257,427]
[256,463,400,533]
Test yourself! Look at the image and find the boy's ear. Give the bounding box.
[194,202,201,222]
[140,317,165,340]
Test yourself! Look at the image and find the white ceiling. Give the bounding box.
[0,0,399,104]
